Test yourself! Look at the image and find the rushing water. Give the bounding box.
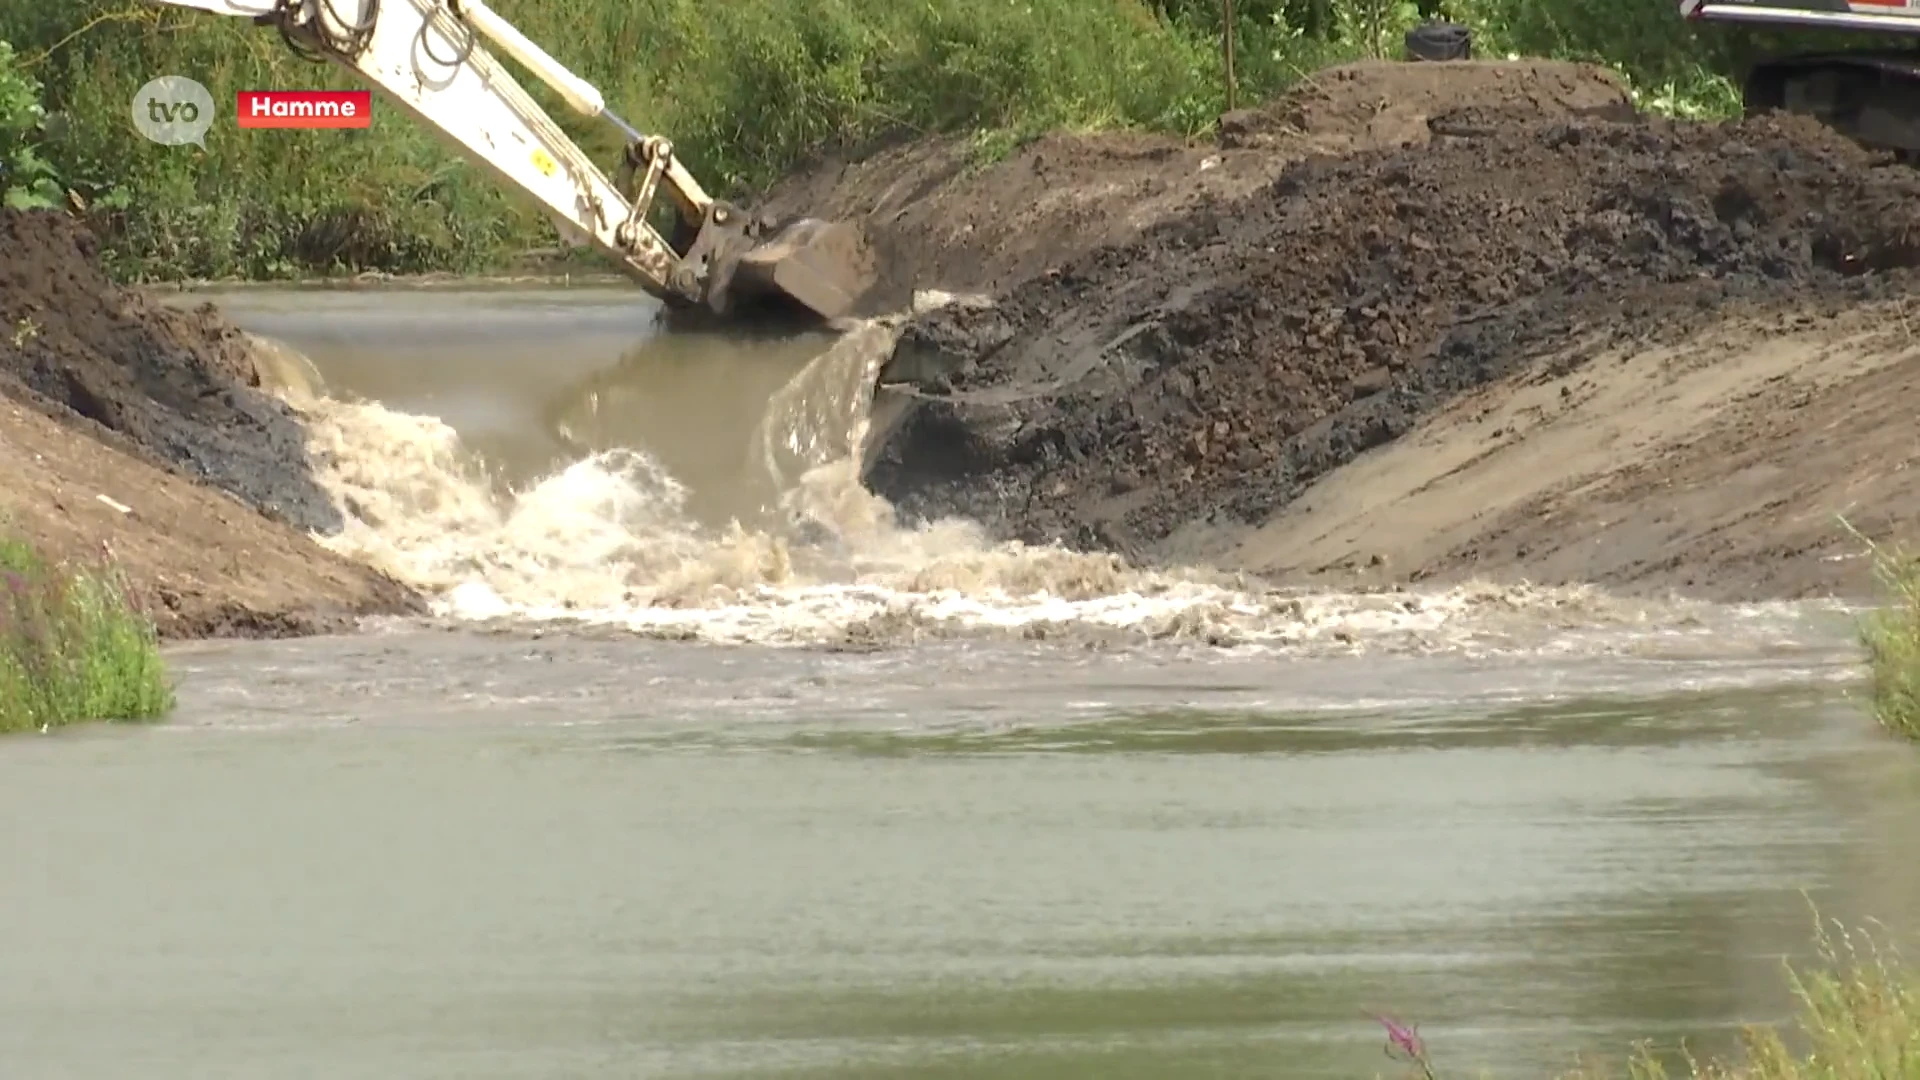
[3,287,1915,1079]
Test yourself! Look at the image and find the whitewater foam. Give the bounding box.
[278,305,1838,654]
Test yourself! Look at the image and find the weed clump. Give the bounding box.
[1557,917,1920,1079]
[1377,914,1920,1079]
[1851,528,1920,742]
[0,534,173,732]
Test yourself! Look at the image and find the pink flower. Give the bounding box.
[1368,1013,1436,1080]
[1372,1013,1424,1059]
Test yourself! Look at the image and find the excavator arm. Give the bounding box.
[145,0,873,322]
[1681,0,1920,156]
[1682,0,1920,35]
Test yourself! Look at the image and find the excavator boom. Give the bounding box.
[144,0,873,322]
[1683,0,1920,156]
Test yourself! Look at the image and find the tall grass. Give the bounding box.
[0,534,174,732]
[1557,918,1920,1080]
[1854,530,1920,742]
[2,0,1227,280]
[1374,914,1920,1079]
[0,0,1903,280]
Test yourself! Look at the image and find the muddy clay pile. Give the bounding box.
[808,59,1920,597]
[0,208,421,637]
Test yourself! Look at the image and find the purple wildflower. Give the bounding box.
[1369,1013,1437,1080]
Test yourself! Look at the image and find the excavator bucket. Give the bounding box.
[149,0,881,326]
[683,206,879,324]
[727,219,876,323]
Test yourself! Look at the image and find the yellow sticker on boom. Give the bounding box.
[531,148,557,177]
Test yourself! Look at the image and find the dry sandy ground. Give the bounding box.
[1231,301,1920,601]
[0,388,421,639]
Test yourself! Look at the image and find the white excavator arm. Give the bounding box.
[145,0,871,322]
[1681,0,1920,34]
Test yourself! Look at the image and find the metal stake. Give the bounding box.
[1223,0,1238,111]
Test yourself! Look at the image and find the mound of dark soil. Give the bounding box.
[861,109,1920,560]
[758,60,1638,318]
[0,208,341,533]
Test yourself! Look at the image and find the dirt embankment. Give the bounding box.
[776,58,1920,602]
[1230,302,1920,601]
[0,208,423,638]
[764,60,1638,313]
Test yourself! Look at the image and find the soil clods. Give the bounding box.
[846,63,1920,583]
[0,209,345,534]
[0,208,422,638]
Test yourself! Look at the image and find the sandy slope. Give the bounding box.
[1231,301,1920,600]
[0,388,422,638]
[0,207,423,639]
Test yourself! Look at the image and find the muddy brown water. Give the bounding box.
[6,288,1919,1080]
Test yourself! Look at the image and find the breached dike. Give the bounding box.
[8,56,1919,645]
[280,298,1838,657]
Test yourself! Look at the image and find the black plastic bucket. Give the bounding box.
[1404,21,1473,62]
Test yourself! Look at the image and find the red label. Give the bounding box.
[235,90,372,128]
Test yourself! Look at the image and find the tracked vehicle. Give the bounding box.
[150,0,875,323]
[1683,0,1920,155]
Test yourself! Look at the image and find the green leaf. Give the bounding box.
[3,185,56,210]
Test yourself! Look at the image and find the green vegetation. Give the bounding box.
[1855,529,1920,742]
[0,0,1904,281]
[0,534,174,732]
[0,38,61,209]
[1559,917,1920,1079]
[1377,914,1920,1079]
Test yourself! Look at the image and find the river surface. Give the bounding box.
[5,288,1918,1080]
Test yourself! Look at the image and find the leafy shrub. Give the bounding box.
[0,38,61,209]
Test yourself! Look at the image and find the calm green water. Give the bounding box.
[2,632,1912,1080]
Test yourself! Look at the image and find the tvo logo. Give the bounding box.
[131,76,215,148]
